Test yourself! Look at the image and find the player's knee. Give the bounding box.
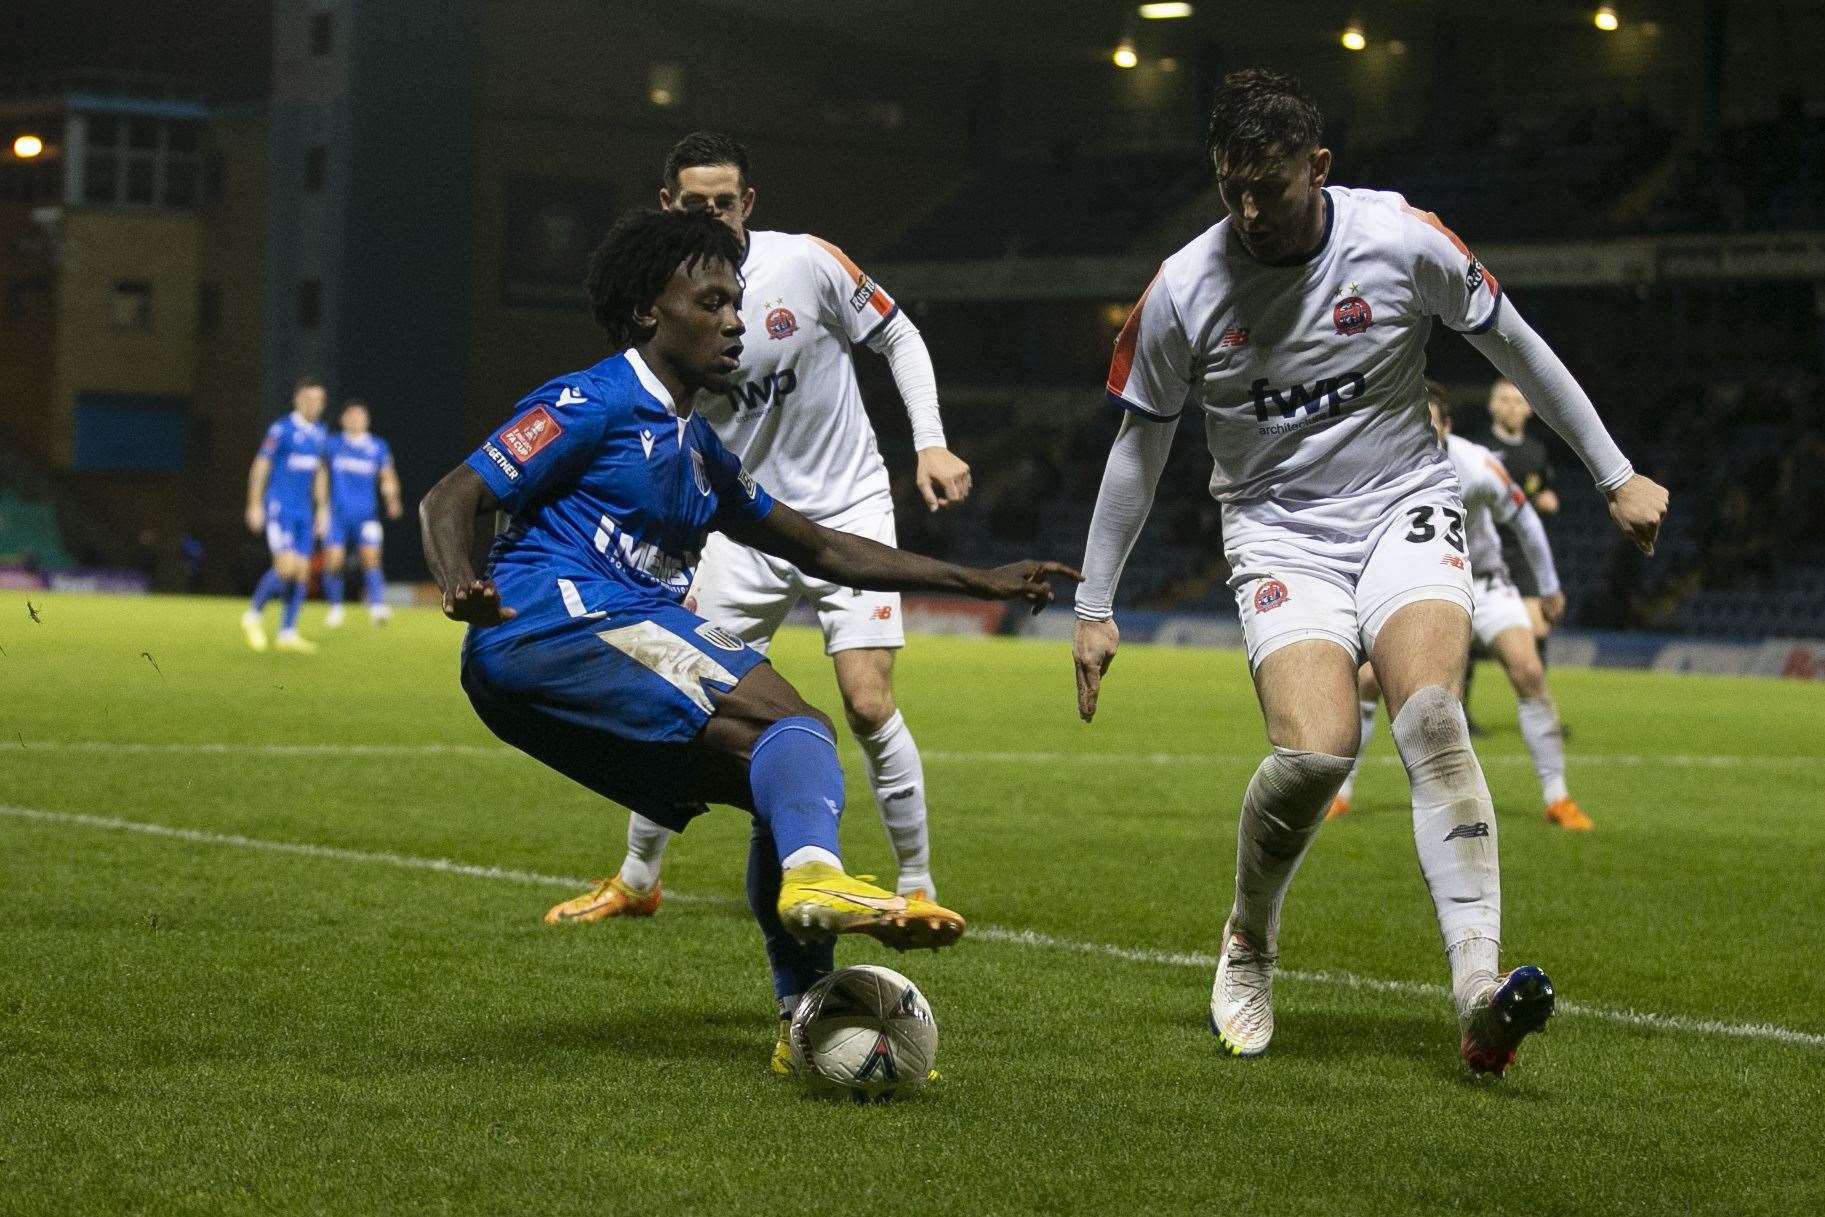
[840,687,895,736]
[1390,684,1466,755]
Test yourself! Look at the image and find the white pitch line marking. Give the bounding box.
[5,803,1822,1051]
[7,739,1823,770]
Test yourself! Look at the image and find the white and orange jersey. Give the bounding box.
[1107,186,1503,545]
[694,229,899,526]
[1445,433,1532,581]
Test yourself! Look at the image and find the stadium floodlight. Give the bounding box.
[1341,27,1367,52]
[1113,40,1139,69]
[1138,2,1194,17]
[1594,6,1620,31]
[12,134,44,159]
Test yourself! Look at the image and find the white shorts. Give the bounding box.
[1228,485,1475,670]
[1471,571,1533,649]
[690,511,904,656]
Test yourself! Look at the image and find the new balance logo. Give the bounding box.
[555,387,588,408]
[1444,822,1490,842]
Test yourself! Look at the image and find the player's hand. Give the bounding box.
[1606,473,1669,556]
[444,578,517,627]
[386,500,404,521]
[1073,617,1119,723]
[244,503,264,535]
[972,560,1081,614]
[1539,590,1566,625]
[916,447,973,512]
[1532,488,1561,515]
[314,510,330,540]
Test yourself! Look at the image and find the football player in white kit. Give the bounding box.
[1071,72,1667,1074]
[1331,385,1591,831]
[545,133,974,927]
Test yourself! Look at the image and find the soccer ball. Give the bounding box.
[788,965,937,1101]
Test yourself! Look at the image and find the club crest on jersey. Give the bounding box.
[1253,579,1290,613]
[1333,296,1373,336]
[500,406,562,462]
[764,304,798,340]
[695,621,745,652]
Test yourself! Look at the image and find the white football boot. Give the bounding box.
[1209,917,1276,1057]
[323,604,346,628]
[239,609,269,652]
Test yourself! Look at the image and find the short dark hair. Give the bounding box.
[341,398,368,414]
[584,208,743,348]
[663,131,751,191]
[293,375,323,393]
[1205,69,1323,174]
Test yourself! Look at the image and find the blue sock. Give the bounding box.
[251,568,284,612]
[748,716,844,869]
[322,571,345,607]
[746,821,834,1010]
[280,578,306,631]
[363,566,385,607]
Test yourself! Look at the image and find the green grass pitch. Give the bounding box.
[3,593,1822,1215]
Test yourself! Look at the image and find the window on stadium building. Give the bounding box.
[79,114,205,209]
[107,280,154,332]
[6,275,52,324]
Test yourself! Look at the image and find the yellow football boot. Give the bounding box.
[776,862,964,951]
[770,1018,794,1077]
[543,873,661,924]
[1543,797,1594,832]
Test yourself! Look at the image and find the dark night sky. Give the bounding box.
[1,0,272,99]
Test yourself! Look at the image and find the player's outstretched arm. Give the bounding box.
[722,501,1079,612]
[1072,411,1179,722]
[245,455,271,534]
[381,460,405,520]
[418,464,516,626]
[1465,303,1668,554]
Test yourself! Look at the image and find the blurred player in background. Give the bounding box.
[419,208,1074,1067]
[318,399,403,628]
[1331,385,1590,830]
[1071,70,1666,1074]
[1484,379,1560,645]
[241,377,329,653]
[546,132,973,926]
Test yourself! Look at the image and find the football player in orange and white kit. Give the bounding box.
[545,133,974,932]
[1072,71,1666,1074]
[1332,385,1591,831]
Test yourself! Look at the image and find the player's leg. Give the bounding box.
[1330,661,1382,818]
[831,645,934,898]
[321,536,348,627]
[260,519,316,653]
[1491,626,1586,829]
[583,536,793,921]
[358,521,389,623]
[696,659,964,951]
[1214,566,1361,1056]
[745,818,836,1073]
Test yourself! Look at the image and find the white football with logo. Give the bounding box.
[788,965,937,1101]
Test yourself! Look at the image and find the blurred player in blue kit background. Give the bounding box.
[318,399,404,628]
[241,377,329,653]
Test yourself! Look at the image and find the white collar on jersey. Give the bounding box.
[624,348,676,415]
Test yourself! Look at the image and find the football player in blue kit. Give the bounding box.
[419,208,1077,1064]
[319,399,403,627]
[242,377,330,653]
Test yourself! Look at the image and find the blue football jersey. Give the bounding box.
[465,350,776,626]
[328,432,392,522]
[258,413,328,513]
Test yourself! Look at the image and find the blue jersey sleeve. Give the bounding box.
[697,421,775,531]
[376,437,394,469]
[258,419,285,461]
[466,390,609,512]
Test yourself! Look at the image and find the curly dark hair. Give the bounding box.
[663,131,752,191]
[584,208,743,348]
[1205,69,1324,174]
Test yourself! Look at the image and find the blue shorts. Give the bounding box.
[264,506,316,558]
[460,598,769,828]
[326,514,383,552]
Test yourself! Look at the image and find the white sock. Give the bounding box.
[1516,695,1569,804]
[856,710,934,898]
[1391,686,1501,1012]
[1338,698,1379,800]
[620,813,673,892]
[1231,746,1355,954]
